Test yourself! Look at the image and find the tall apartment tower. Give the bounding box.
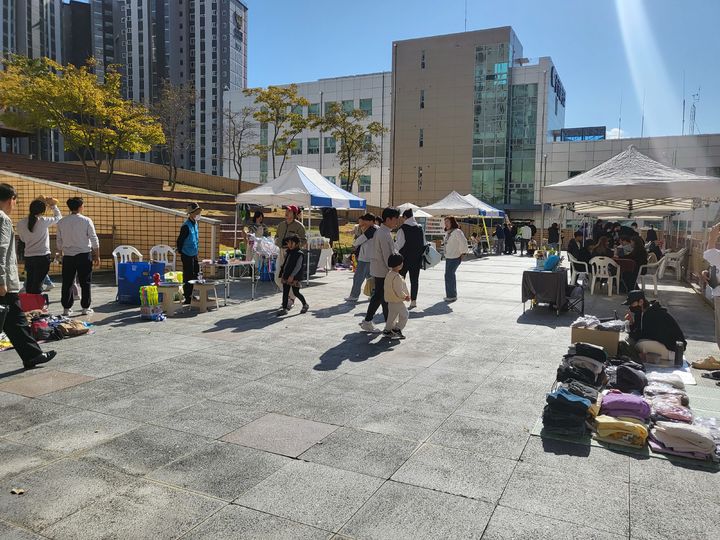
[391,27,565,212]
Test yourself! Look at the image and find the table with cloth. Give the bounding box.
[522,268,569,316]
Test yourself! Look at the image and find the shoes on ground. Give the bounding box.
[392,329,406,339]
[345,296,359,303]
[409,301,417,309]
[360,320,380,333]
[300,304,310,313]
[23,350,56,370]
[700,370,720,380]
[81,308,94,316]
[444,297,457,303]
[182,299,192,305]
[692,356,720,370]
[382,329,400,339]
[276,308,288,316]
[62,308,73,317]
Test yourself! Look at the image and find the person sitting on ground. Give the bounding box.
[276,235,309,316]
[622,290,686,361]
[383,254,410,340]
[646,224,658,243]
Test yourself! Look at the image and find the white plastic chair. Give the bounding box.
[589,256,620,296]
[638,256,667,297]
[150,244,176,272]
[664,248,687,281]
[112,245,143,285]
[568,253,590,286]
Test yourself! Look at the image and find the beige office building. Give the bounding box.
[390,26,565,212]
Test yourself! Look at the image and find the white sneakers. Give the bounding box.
[62,308,73,317]
[409,300,417,309]
[82,308,94,316]
[359,320,380,333]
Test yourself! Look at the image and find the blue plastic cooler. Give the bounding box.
[116,262,165,304]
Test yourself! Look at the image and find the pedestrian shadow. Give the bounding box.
[0,366,29,380]
[312,302,357,319]
[314,332,396,371]
[408,301,453,319]
[203,309,291,333]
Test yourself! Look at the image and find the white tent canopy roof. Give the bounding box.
[235,166,366,209]
[463,194,505,218]
[421,191,481,216]
[543,146,720,210]
[396,202,432,218]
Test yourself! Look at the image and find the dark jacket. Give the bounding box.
[280,247,305,282]
[398,223,424,265]
[648,242,663,261]
[630,301,686,352]
[319,208,339,242]
[646,229,658,242]
[548,226,560,244]
[567,239,591,264]
[494,225,505,239]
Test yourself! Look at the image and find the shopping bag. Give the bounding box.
[363,277,374,297]
[18,293,47,312]
[422,243,442,269]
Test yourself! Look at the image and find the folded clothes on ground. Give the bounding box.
[557,364,599,388]
[564,355,605,377]
[615,365,648,393]
[594,415,648,448]
[646,372,685,389]
[546,387,591,415]
[643,382,689,405]
[573,342,608,364]
[648,396,693,424]
[560,379,599,402]
[648,435,712,460]
[651,422,716,455]
[542,405,588,436]
[600,391,651,422]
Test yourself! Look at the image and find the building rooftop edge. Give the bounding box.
[239,71,392,91]
[392,26,514,45]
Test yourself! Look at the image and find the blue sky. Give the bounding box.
[245,0,720,139]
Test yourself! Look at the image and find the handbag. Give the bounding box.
[422,243,442,270]
[363,277,374,297]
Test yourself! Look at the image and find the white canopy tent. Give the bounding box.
[421,191,482,216]
[396,202,432,219]
[463,194,505,218]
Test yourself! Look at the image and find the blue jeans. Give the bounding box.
[445,257,461,298]
[350,260,370,299]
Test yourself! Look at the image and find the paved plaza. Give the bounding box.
[0,255,719,539]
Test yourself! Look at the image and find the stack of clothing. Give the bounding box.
[649,422,717,460]
[595,391,651,448]
[606,360,647,393]
[542,387,593,436]
[557,342,608,388]
[647,395,693,424]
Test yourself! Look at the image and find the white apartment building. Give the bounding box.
[224,72,392,208]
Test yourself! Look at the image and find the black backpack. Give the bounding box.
[573,342,608,364]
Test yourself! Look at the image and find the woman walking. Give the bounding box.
[16,196,61,294]
[443,217,467,303]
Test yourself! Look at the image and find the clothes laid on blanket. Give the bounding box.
[594,415,648,448]
[651,422,716,456]
[607,357,645,370]
[643,382,690,405]
[556,363,599,388]
[600,391,651,422]
[542,388,592,435]
[648,395,693,424]
[564,355,605,377]
[614,365,648,393]
[560,380,599,402]
[646,372,685,389]
[572,342,608,364]
[546,387,592,415]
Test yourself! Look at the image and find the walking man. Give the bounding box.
[360,207,400,332]
[395,208,425,309]
[177,202,202,305]
[274,205,306,308]
[346,213,377,302]
[0,183,56,369]
[56,196,100,316]
[519,222,532,256]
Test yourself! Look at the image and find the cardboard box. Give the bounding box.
[570,327,619,356]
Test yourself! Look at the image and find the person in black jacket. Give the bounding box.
[624,290,686,354]
[547,223,560,250]
[396,209,425,308]
[276,235,309,316]
[646,225,658,243]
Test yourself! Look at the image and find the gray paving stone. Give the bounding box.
[256,365,345,390]
[0,370,95,398]
[221,413,338,457]
[4,410,138,454]
[0,441,61,481]
[300,427,418,479]
[381,381,475,414]
[39,378,138,409]
[347,402,447,442]
[404,367,486,390]
[483,505,626,540]
[339,481,494,539]
[235,460,383,533]
[81,424,211,476]
[454,388,543,429]
[318,373,405,402]
[42,480,225,540]
[0,458,133,532]
[91,386,205,422]
[629,482,720,539]
[210,381,303,411]
[500,462,629,535]
[182,505,332,540]
[150,399,265,439]
[0,520,45,539]
[391,443,515,502]
[272,391,373,426]
[148,441,290,501]
[629,454,720,502]
[427,413,530,460]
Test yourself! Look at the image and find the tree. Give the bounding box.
[0,56,165,191]
[243,84,316,179]
[224,105,258,195]
[152,80,195,191]
[321,102,387,192]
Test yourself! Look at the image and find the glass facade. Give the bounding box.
[470,43,511,206]
[308,103,320,117]
[359,175,371,192]
[507,83,537,206]
[359,98,372,115]
[342,99,354,113]
[323,136,336,154]
[291,139,302,155]
[307,137,319,154]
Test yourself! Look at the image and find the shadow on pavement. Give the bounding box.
[516,309,575,328]
[314,332,396,371]
[408,301,453,319]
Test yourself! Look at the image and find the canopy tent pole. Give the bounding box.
[481,216,490,253]
[233,203,239,250]
[306,208,311,285]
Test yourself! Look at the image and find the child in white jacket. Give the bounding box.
[383,254,410,339]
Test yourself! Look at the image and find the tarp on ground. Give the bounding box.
[463,194,505,218]
[543,145,720,215]
[421,191,481,216]
[396,202,432,218]
[235,165,366,209]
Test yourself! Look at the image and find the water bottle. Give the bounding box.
[674,341,684,367]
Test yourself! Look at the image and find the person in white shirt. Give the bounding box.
[443,216,467,302]
[16,196,61,294]
[519,223,533,256]
[703,222,720,348]
[56,197,100,316]
[347,213,377,302]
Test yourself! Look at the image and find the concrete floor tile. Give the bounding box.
[300,427,419,479]
[381,381,475,415]
[0,370,95,398]
[273,392,373,426]
[0,440,61,481]
[148,441,290,501]
[340,481,494,539]
[4,410,138,454]
[483,505,626,540]
[319,373,405,402]
[221,413,338,457]
[182,505,332,540]
[150,399,265,439]
[91,386,205,422]
[210,381,304,410]
[0,520,45,539]
[427,414,530,460]
[39,378,138,409]
[347,402,448,442]
[391,443,515,502]
[0,395,77,436]
[81,424,211,476]
[234,461,383,533]
[42,480,225,540]
[628,454,720,503]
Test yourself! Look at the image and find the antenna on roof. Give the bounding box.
[689,88,700,135]
[681,71,686,135]
[464,0,468,31]
[640,89,646,138]
[617,91,623,139]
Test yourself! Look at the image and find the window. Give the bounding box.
[419,128,424,148]
[417,166,423,191]
[359,98,372,115]
[324,136,336,154]
[326,176,336,185]
[420,90,425,109]
[291,139,302,155]
[421,49,426,69]
[324,101,336,116]
[363,134,372,151]
[307,137,320,154]
[291,104,303,116]
[359,175,371,192]
[568,170,583,178]
[342,100,354,113]
[708,166,720,177]
[308,103,320,117]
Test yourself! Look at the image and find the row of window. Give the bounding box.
[297,98,373,118]
[325,175,372,192]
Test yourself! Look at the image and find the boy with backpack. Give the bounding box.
[276,235,309,316]
[383,254,409,339]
